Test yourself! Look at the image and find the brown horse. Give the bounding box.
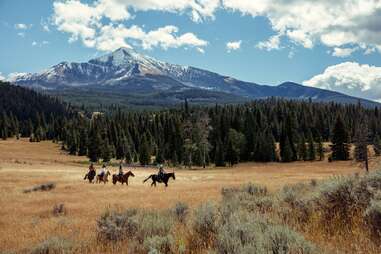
[84,170,96,183]
[112,171,135,185]
[96,171,110,184]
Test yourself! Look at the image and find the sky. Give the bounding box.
[1,0,381,101]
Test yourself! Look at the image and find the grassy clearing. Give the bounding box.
[1,138,380,253]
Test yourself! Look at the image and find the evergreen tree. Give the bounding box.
[354,120,369,172]
[226,139,239,166]
[139,135,151,165]
[88,128,102,162]
[307,133,316,161]
[317,135,325,161]
[155,146,165,164]
[102,137,112,163]
[280,135,293,162]
[298,135,308,161]
[214,139,225,166]
[331,115,350,161]
[78,129,88,156]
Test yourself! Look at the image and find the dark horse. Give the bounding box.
[143,172,175,187]
[84,170,96,183]
[112,171,135,185]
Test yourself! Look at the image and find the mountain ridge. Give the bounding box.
[10,47,380,108]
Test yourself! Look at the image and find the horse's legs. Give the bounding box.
[165,181,168,187]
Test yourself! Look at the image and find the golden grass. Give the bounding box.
[0,138,378,253]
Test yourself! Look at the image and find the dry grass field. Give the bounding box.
[0,138,379,253]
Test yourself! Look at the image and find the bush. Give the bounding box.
[192,202,218,247]
[172,202,189,224]
[29,237,72,254]
[216,211,317,254]
[23,183,56,193]
[264,224,317,254]
[97,209,139,241]
[364,199,381,242]
[143,235,174,254]
[53,204,66,216]
[97,209,175,253]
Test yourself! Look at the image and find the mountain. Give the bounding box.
[10,47,379,107]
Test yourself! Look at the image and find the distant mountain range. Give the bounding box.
[10,47,379,107]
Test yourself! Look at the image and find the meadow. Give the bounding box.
[0,138,380,253]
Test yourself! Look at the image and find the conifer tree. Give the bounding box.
[298,135,308,161]
[307,133,316,161]
[317,135,325,161]
[139,135,151,165]
[354,120,369,172]
[226,139,239,166]
[78,129,88,156]
[280,135,293,162]
[214,139,225,166]
[331,115,350,161]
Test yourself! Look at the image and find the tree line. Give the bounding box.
[1,82,381,167]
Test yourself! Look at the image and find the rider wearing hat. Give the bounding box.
[158,164,166,180]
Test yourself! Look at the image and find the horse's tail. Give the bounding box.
[143,175,152,183]
[84,174,88,180]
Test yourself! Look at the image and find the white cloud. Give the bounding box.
[0,72,5,81]
[40,19,50,32]
[332,47,357,57]
[52,0,208,52]
[223,0,381,55]
[14,23,28,30]
[226,40,241,52]
[196,47,205,54]
[17,32,25,37]
[256,35,281,51]
[303,62,381,101]
[32,41,50,47]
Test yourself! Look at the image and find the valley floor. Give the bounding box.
[0,138,378,253]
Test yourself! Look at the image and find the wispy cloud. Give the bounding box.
[226,40,241,52]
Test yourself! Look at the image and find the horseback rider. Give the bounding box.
[158,164,165,181]
[118,164,124,178]
[84,163,95,180]
[99,164,106,178]
[89,163,95,173]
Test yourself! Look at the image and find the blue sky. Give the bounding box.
[1,0,381,101]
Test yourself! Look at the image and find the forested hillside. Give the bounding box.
[1,81,380,166]
[69,99,378,166]
[0,81,73,140]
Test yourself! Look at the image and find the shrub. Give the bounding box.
[216,212,266,254]
[97,209,139,241]
[143,235,174,254]
[192,202,218,247]
[29,237,72,254]
[135,211,173,243]
[264,224,317,254]
[364,199,381,242]
[53,204,66,216]
[216,211,317,254]
[172,202,189,224]
[23,183,56,193]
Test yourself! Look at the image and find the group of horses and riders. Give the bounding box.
[83,163,176,187]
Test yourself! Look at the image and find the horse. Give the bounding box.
[96,170,111,184]
[112,171,135,185]
[84,170,96,183]
[143,172,175,187]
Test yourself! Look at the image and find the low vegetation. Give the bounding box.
[92,170,381,253]
[23,182,56,193]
